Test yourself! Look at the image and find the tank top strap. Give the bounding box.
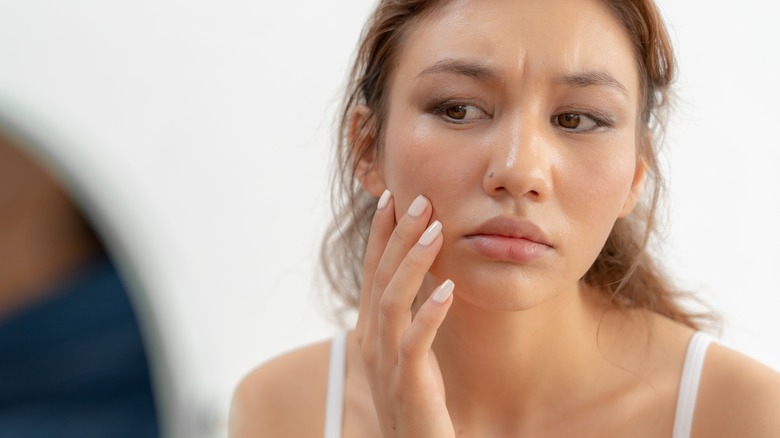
[672,331,715,438]
[324,331,348,438]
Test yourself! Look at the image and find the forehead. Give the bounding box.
[392,0,640,99]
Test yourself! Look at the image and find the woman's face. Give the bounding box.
[361,0,645,310]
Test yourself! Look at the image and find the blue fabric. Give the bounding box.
[0,256,159,437]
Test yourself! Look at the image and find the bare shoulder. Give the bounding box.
[228,338,333,438]
[693,341,780,437]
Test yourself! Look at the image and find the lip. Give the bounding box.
[464,216,553,263]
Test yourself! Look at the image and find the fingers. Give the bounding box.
[373,194,431,291]
[354,190,457,437]
[377,219,443,347]
[367,194,438,347]
[357,191,451,358]
[399,279,454,375]
[356,189,395,341]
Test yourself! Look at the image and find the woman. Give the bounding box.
[230,0,780,436]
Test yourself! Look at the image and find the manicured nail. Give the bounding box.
[431,279,454,304]
[407,195,427,218]
[377,190,391,210]
[417,220,441,247]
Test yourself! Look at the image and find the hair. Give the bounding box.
[321,0,712,329]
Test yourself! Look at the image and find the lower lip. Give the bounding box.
[466,235,552,263]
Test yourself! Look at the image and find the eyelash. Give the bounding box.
[427,98,615,132]
[429,99,491,124]
[551,111,614,133]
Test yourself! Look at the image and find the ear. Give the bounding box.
[350,104,387,197]
[619,157,647,217]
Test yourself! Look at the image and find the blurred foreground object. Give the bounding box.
[0,129,159,436]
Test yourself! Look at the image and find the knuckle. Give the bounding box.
[378,295,398,320]
[391,226,414,248]
[397,337,417,360]
[398,255,422,275]
[372,270,392,293]
[415,311,438,334]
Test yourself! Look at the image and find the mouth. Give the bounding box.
[464,216,553,263]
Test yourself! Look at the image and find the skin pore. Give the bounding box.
[229,0,780,436]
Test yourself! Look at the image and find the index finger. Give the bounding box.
[355,189,394,339]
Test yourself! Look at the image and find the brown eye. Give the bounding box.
[553,112,601,132]
[437,103,488,124]
[434,102,489,124]
[445,105,468,120]
[557,113,580,129]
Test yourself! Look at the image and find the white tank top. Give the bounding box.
[323,331,713,438]
[323,331,348,438]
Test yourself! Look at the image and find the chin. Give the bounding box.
[429,266,573,313]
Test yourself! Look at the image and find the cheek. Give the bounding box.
[380,112,476,219]
[552,146,638,280]
[560,147,637,230]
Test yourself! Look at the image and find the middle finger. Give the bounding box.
[369,195,435,345]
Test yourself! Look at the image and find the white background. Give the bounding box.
[0,1,778,437]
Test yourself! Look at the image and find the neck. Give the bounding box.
[429,281,621,431]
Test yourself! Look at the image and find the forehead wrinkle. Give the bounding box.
[416,58,501,82]
[557,70,630,97]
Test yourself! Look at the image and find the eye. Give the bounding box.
[553,112,600,132]
[436,103,489,124]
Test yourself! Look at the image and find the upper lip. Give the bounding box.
[466,216,553,247]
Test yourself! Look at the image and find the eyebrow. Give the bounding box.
[417,58,630,96]
[416,58,499,81]
[556,71,629,96]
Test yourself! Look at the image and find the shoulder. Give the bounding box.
[228,337,334,438]
[693,340,780,437]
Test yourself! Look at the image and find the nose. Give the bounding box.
[483,112,553,202]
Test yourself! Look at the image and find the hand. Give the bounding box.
[354,190,456,437]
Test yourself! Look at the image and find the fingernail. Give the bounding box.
[377,189,391,210]
[417,220,441,247]
[431,279,454,304]
[407,195,427,218]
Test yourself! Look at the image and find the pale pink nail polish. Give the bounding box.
[417,220,441,246]
[377,190,391,210]
[407,195,427,218]
[431,279,454,304]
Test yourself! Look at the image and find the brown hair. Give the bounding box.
[321,0,711,328]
